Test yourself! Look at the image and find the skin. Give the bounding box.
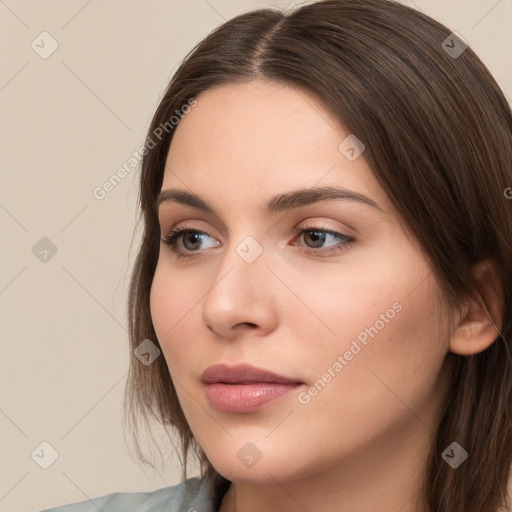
[149,79,502,512]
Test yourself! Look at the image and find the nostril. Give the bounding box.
[235,322,258,329]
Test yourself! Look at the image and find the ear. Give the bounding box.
[449,258,504,356]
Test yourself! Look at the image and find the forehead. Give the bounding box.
[167,79,341,163]
[161,79,390,214]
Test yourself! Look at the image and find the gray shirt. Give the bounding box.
[38,477,220,512]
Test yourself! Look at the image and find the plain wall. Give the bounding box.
[0,1,511,511]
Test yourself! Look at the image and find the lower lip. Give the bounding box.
[205,382,302,413]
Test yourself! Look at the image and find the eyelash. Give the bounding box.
[160,223,354,259]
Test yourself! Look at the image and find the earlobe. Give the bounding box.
[449,258,503,356]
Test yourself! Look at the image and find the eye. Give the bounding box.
[291,224,354,257]
[160,225,219,258]
[160,224,354,258]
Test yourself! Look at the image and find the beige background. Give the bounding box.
[1,1,511,511]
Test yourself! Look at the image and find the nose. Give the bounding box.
[201,239,278,339]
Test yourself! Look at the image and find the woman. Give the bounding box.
[41,0,512,510]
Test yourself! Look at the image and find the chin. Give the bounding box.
[205,448,310,485]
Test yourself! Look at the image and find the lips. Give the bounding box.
[201,363,302,385]
[202,363,304,413]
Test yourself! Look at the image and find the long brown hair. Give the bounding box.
[123,1,512,510]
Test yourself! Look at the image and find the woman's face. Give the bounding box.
[150,79,454,485]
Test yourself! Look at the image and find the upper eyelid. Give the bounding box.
[158,209,234,236]
[159,212,356,232]
[162,221,351,237]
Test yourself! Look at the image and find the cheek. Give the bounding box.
[149,265,199,375]
[321,275,447,417]
[297,248,447,392]
[289,278,449,463]
[289,262,406,369]
[149,266,171,341]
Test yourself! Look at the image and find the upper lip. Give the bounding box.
[202,363,302,385]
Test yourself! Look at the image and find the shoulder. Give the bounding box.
[38,477,217,512]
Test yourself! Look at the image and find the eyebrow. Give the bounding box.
[155,186,384,214]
